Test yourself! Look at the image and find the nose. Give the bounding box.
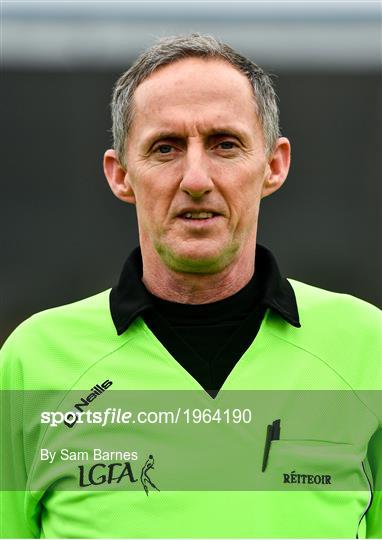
[179,143,214,198]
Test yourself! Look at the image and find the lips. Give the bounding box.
[182,211,215,220]
[177,209,222,220]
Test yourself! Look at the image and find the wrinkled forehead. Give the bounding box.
[130,57,260,135]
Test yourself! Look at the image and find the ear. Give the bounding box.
[261,137,291,199]
[103,149,136,204]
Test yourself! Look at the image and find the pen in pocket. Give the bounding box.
[262,419,281,472]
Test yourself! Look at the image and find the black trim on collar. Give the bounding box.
[110,244,300,335]
[259,246,301,328]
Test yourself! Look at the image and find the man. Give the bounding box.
[1,34,381,538]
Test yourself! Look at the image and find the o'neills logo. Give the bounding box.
[64,380,113,428]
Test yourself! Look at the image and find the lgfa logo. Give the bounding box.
[79,454,160,495]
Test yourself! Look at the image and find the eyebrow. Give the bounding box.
[145,131,184,147]
[206,128,246,139]
[144,127,248,148]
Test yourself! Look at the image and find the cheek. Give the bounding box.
[221,194,257,239]
[223,170,264,221]
[132,175,175,229]
[236,197,260,232]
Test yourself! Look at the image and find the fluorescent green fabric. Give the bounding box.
[1,280,381,538]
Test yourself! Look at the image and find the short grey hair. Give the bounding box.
[111,34,281,168]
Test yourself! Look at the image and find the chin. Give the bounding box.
[156,241,239,274]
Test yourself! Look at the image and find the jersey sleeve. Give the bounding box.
[0,329,41,538]
[0,492,39,539]
[363,302,382,538]
[365,426,382,538]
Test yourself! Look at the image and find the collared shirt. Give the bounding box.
[3,245,381,537]
[110,244,300,396]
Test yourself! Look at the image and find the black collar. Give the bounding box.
[110,244,301,335]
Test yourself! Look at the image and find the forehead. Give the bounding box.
[130,57,260,138]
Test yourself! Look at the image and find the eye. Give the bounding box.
[156,144,173,154]
[218,141,236,150]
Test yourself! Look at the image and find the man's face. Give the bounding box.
[123,57,279,273]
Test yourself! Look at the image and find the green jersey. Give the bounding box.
[1,279,381,538]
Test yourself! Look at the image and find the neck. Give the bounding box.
[141,247,256,305]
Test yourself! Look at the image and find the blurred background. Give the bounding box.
[2,0,381,344]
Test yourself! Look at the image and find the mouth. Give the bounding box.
[178,210,221,221]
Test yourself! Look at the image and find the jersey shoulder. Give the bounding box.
[4,288,114,342]
[0,289,126,389]
[289,278,381,326]
[282,279,381,390]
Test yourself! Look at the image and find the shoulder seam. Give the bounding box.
[266,329,381,427]
[27,331,137,500]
